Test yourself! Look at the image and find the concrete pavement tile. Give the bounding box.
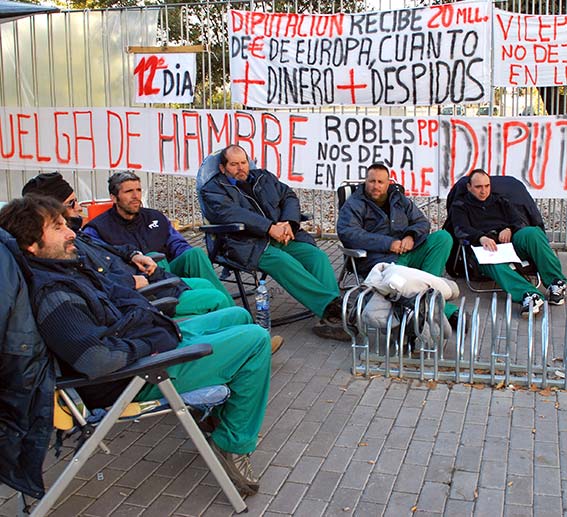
[144,436,184,463]
[486,415,512,438]
[163,466,207,498]
[474,487,504,516]
[267,482,309,514]
[360,472,395,504]
[113,459,161,490]
[425,455,455,484]
[374,448,405,475]
[534,441,560,467]
[460,423,487,447]
[512,406,535,428]
[272,440,308,468]
[394,407,421,428]
[154,451,197,479]
[339,460,374,490]
[420,400,446,420]
[443,498,474,516]
[416,481,449,513]
[403,386,428,407]
[448,470,479,500]
[250,448,276,476]
[503,504,533,517]
[533,494,563,516]
[439,411,465,434]
[303,397,335,423]
[432,432,460,457]
[355,501,386,515]
[324,487,361,516]
[139,494,183,517]
[383,490,418,516]
[513,390,536,408]
[335,424,367,448]
[482,436,509,461]
[81,486,134,517]
[322,410,352,435]
[455,445,483,473]
[230,494,273,517]
[404,440,434,466]
[289,420,322,444]
[257,428,296,453]
[305,469,341,501]
[507,449,534,477]
[292,498,328,517]
[76,451,118,481]
[365,416,395,437]
[534,466,562,496]
[385,381,408,399]
[384,426,414,449]
[444,393,469,413]
[393,464,426,494]
[510,426,535,451]
[352,435,385,462]
[348,404,377,427]
[123,474,171,507]
[257,465,291,495]
[289,456,324,484]
[376,396,404,419]
[491,395,514,417]
[48,495,95,517]
[505,475,533,507]
[479,460,507,489]
[322,446,356,473]
[77,468,124,498]
[135,423,175,447]
[305,431,338,457]
[414,417,441,442]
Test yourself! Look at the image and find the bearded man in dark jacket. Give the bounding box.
[0,195,272,496]
[200,144,347,340]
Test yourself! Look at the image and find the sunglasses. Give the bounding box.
[64,198,79,209]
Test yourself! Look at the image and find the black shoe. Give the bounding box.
[548,280,566,305]
[520,293,544,319]
[322,297,343,320]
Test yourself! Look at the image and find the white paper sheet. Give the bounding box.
[471,243,522,265]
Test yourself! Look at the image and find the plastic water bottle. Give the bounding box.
[255,280,271,331]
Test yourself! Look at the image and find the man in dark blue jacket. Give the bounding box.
[200,144,347,340]
[83,171,234,309]
[0,195,272,495]
[337,163,459,325]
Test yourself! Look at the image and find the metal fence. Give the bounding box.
[1,1,566,246]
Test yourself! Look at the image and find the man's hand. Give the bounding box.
[269,222,295,245]
[390,240,403,254]
[133,275,149,289]
[132,254,157,275]
[498,228,512,243]
[479,236,498,252]
[400,235,415,253]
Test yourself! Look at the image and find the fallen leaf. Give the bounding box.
[555,402,560,409]
[539,388,552,397]
[508,481,514,487]
[495,381,506,390]
[358,442,368,447]
[367,460,375,464]
[474,489,479,499]
[342,507,351,512]
[411,506,417,513]
[530,384,539,392]
[532,428,536,434]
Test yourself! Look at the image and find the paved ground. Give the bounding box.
[1,238,567,516]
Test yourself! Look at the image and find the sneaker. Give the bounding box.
[548,280,567,305]
[520,293,544,319]
[209,440,259,495]
[312,318,351,341]
[270,335,285,354]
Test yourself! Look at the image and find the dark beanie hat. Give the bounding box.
[22,172,74,203]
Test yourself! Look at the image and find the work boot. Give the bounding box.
[209,440,259,495]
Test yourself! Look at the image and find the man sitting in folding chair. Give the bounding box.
[0,195,272,496]
[450,168,567,318]
[200,144,349,341]
[337,162,462,329]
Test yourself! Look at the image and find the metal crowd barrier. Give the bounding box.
[345,288,567,389]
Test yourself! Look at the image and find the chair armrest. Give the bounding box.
[199,223,245,234]
[339,245,367,259]
[57,344,213,389]
[149,296,178,316]
[138,277,181,296]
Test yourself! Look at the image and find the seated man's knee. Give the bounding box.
[429,229,452,248]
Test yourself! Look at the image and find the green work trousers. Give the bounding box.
[174,277,232,316]
[479,226,566,303]
[136,306,271,454]
[396,230,458,318]
[160,247,234,307]
[258,240,340,318]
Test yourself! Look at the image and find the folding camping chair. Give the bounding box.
[196,150,312,327]
[444,175,542,293]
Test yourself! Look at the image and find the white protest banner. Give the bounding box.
[2,107,567,198]
[133,53,197,103]
[493,9,567,87]
[227,3,491,108]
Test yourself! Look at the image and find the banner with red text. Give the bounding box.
[2,107,567,198]
[228,3,491,107]
[493,9,567,87]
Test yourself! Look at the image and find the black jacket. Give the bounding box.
[451,192,526,246]
[0,228,55,498]
[200,169,315,269]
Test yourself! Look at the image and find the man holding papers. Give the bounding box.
[451,169,566,318]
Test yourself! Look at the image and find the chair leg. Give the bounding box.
[157,380,247,513]
[233,270,252,314]
[31,377,147,517]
